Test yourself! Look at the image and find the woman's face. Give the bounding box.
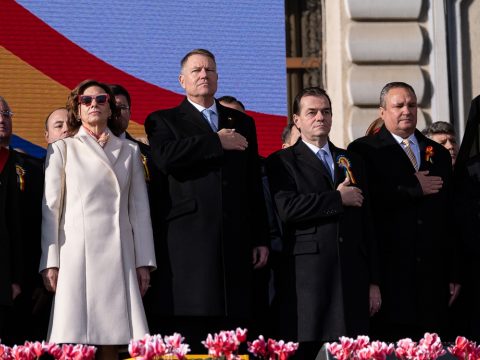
[78,86,112,128]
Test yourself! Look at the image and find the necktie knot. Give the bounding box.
[402,139,419,170]
[202,109,217,131]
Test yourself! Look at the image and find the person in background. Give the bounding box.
[0,96,22,344]
[218,95,246,113]
[281,122,301,148]
[44,108,69,144]
[348,82,460,341]
[40,79,156,359]
[423,121,458,166]
[145,49,268,350]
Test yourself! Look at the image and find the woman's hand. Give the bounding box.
[136,267,151,297]
[41,267,59,293]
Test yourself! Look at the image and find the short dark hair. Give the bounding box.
[109,84,131,108]
[422,121,456,137]
[218,95,245,111]
[180,49,216,70]
[281,122,296,144]
[44,107,67,130]
[292,87,332,115]
[379,82,416,108]
[66,79,122,136]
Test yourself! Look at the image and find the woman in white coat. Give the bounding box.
[40,79,156,359]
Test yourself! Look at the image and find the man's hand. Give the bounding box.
[41,267,59,293]
[11,283,21,300]
[369,284,381,316]
[218,129,248,151]
[252,246,269,269]
[415,171,443,195]
[136,266,151,297]
[449,283,461,307]
[337,178,363,207]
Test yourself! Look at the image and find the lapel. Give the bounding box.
[103,132,124,167]
[377,125,417,173]
[75,127,118,171]
[216,101,237,130]
[294,140,334,188]
[178,97,215,133]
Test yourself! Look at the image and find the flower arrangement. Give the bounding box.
[425,146,434,163]
[327,333,460,360]
[448,336,480,360]
[202,328,248,360]
[0,341,96,360]
[128,333,190,360]
[247,335,299,360]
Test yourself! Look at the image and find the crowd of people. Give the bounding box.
[1,48,480,360]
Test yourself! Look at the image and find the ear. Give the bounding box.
[179,74,186,89]
[293,114,300,128]
[379,107,385,119]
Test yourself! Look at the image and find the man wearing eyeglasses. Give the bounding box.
[0,96,22,344]
[109,84,153,185]
[144,49,269,350]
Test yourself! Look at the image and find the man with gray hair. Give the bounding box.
[144,49,268,348]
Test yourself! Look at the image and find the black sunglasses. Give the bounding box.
[78,94,110,106]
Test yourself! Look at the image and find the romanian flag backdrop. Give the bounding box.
[0,0,287,158]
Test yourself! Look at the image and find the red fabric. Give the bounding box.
[0,147,9,173]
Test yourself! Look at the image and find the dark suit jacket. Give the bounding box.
[144,98,268,318]
[266,140,377,342]
[0,149,22,307]
[348,125,455,331]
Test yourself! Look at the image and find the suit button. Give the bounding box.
[417,219,423,225]
[338,236,344,243]
[222,180,228,186]
[416,257,421,263]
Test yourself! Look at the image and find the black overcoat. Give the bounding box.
[144,98,267,318]
[0,149,22,306]
[348,126,455,332]
[266,140,377,342]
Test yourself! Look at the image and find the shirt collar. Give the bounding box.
[390,131,418,147]
[302,139,332,158]
[187,98,218,115]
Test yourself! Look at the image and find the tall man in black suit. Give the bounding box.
[348,82,461,340]
[266,87,380,359]
[0,96,22,343]
[144,49,268,348]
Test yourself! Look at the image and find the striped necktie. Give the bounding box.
[402,139,418,170]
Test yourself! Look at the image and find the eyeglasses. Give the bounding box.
[117,105,130,111]
[0,110,14,118]
[78,94,109,106]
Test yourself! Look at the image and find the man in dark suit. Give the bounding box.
[348,82,461,340]
[144,49,268,348]
[266,87,379,358]
[0,96,22,344]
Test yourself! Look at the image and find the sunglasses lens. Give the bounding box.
[96,95,108,104]
[80,96,93,106]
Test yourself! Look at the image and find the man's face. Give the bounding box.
[0,101,12,145]
[179,54,218,101]
[45,108,68,143]
[293,95,332,144]
[115,94,130,133]
[380,87,417,138]
[431,133,458,165]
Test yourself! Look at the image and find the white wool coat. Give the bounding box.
[40,127,156,345]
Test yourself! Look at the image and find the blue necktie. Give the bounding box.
[317,149,333,179]
[202,109,217,131]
